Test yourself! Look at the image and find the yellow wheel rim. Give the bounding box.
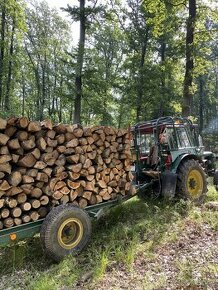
[57,218,83,249]
[187,169,203,199]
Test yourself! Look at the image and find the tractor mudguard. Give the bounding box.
[161,171,177,198]
[171,153,199,174]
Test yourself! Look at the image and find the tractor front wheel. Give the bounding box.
[177,159,207,203]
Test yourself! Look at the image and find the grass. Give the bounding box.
[0,181,217,290]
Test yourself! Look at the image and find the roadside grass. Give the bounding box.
[0,182,217,290]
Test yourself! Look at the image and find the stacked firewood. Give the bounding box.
[0,117,135,229]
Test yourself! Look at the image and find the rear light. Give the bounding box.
[165,153,172,169]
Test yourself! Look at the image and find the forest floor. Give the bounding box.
[0,181,217,290]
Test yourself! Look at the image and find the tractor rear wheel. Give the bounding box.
[177,159,207,203]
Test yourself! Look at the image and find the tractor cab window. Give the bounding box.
[159,127,177,150]
[176,127,191,148]
[137,133,155,155]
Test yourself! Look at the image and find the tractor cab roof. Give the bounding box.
[131,116,193,134]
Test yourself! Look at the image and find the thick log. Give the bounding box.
[66,139,79,148]
[20,202,31,211]
[22,138,35,150]
[38,207,48,218]
[28,121,41,132]
[36,172,48,183]
[22,214,31,223]
[1,208,10,218]
[0,146,9,155]
[0,133,10,145]
[0,180,11,191]
[5,197,17,208]
[60,195,69,204]
[40,195,49,205]
[5,126,17,137]
[22,175,34,183]
[17,193,27,204]
[34,161,47,170]
[31,148,41,159]
[18,154,36,168]
[78,198,87,208]
[30,199,41,209]
[30,211,40,221]
[6,186,23,196]
[0,118,7,129]
[8,138,20,150]
[11,207,22,218]
[4,217,14,228]
[11,154,19,163]
[0,198,5,208]
[31,188,42,198]
[17,117,29,128]
[68,172,80,181]
[26,169,38,178]
[17,131,28,141]
[14,218,22,226]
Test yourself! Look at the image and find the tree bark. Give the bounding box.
[74,0,86,124]
[182,0,196,117]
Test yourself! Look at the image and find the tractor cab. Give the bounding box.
[131,116,212,202]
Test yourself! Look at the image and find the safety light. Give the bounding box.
[10,233,17,241]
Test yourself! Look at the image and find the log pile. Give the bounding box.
[0,117,135,229]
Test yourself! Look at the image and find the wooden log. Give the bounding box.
[18,154,36,168]
[53,191,63,200]
[30,199,41,209]
[26,168,38,178]
[54,181,66,191]
[22,214,31,223]
[55,134,65,144]
[34,161,47,170]
[43,167,53,177]
[67,180,80,190]
[38,207,48,218]
[60,195,69,204]
[78,198,87,209]
[0,117,7,129]
[11,207,22,218]
[36,172,48,183]
[31,148,41,159]
[82,191,92,200]
[8,138,20,150]
[0,146,9,155]
[20,184,33,194]
[0,154,12,164]
[66,139,79,148]
[0,162,11,174]
[14,218,22,226]
[56,171,68,181]
[17,130,28,141]
[31,188,42,198]
[20,202,31,211]
[69,190,78,201]
[6,187,23,197]
[0,198,5,208]
[22,138,36,150]
[0,190,5,198]
[40,195,49,205]
[70,163,82,173]
[46,129,56,139]
[28,121,41,132]
[22,175,34,183]
[0,180,11,191]
[41,119,53,130]
[17,117,29,128]
[4,217,14,228]
[0,133,10,145]
[68,172,80,181]
[60,186,70,195]
[1,208,10,218]
[4,126,16,137]
[30,211,40,221]
[11,154,19,163]
[17,193,27,204]
[66,154,80,164]
[36,137,47,151]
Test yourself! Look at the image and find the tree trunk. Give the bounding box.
[0,1,6,106]
[136,28,149,123]
[5,16,16,111]
[182,0,196,117]
[199,76,204,133]
[74,0,86,124]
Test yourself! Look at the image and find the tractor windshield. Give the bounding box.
[137,133,155,155]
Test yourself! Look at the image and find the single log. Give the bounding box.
[17,193,27,204]
[67,180,80,190]
[5,197,18,208]
[0,180,11,191]
[66,154,80,164]
[20,184,33,194]
[46,137,57,148]
[57,145,66,153]
[66,139,79,148]
[1,208,10,218]
[14,218,22,226]
[49,178,59,191]
[30,211,40,221]
[69,190,78,201]
[67,171,80,181]
[4,217,14,228]
[0,146,9,155]
[8,138,20,150]
[38,207,48,218]
[43,167,53,177]
[53,191,63,200]
[89,194,97,205]
[34,161,47,170]
[0,118,7,129]
[70,163,82,173]
[40,195,49,205]
[56,171,68,180]
[82,191,92,200]
[55,154,66,166]
[31,188,42,198]
[0,198,5,208]
[22,175,34,184]
[36,137,47,151]
[60,195,70,204]
[41,119,53,130]
[30,199,41,209]
[97,180,107,189]
[54,181,66,191]
[78,198,87,209]
[17,130,28,141]
[17,117,29,128]
[22,214,31,223]
[18,154,36,168]
[0,133,10,145]
[73,128,83,138]
[55,134,65,144]
[60,186,70,195]
[28,121,41,132]
[11,207,22,218]
[26,169,38,178]
[46,129,56,139]
[22,139,35,150]
[20,202,31,211]
[5,126,17,137]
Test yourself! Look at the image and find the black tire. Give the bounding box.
[214,170,218,191]
[177,159,207,203]
[40,204,91,262]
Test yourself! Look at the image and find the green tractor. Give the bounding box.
[131,116,217,202]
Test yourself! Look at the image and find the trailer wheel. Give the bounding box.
[177,159,207,203]
[40,205,91,262]
[214,170,218,191]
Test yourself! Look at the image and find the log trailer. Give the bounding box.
[0,116,217,262]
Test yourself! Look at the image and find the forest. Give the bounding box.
[0,0,217,131]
